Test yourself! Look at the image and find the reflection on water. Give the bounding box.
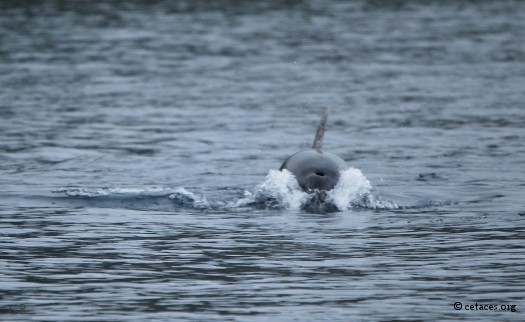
[1,0,524,320]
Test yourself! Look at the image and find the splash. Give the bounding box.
[327,168,372,210]
[52,172,398,212]
[247,168,395,211]
[251,169,308,210]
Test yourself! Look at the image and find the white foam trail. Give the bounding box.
[53,173,398,211]
[53,187,183,197]
[54,186,213,209]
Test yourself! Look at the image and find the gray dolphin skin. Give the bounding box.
[280,108,348,192]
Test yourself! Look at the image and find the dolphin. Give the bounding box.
[280,108,348,194]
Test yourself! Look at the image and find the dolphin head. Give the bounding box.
[278,108,348,199]
[280,150,347,192]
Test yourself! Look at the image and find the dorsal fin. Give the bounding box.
[312,108,330,151]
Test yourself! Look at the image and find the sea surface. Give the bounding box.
[1,0,524,321]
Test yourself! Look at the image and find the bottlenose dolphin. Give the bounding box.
[280,108,348,194]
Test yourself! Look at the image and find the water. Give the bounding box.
[1,0,524,320]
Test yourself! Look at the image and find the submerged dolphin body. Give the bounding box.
[280,108,348,193]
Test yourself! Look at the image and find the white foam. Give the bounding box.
[53,186,182,197]
[253,169,308,210]
[249,168,397,211]
[229,190,255,208]
[327,168,372,211]
[360,193,400,210]
[167,187,211,209]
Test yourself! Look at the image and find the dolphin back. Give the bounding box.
[312,108,329,151]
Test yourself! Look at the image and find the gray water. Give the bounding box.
[1,0,524,321]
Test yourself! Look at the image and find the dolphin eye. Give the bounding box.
[315,171,325,176]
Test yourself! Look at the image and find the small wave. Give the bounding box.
[167,188,212,209]
[352,193,400,210]
[52,186,213,210]
[52,186,184,198]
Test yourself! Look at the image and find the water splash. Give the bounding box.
[52,172,398,212]
[251,169,308,210]
[327,168,372,210]
[247,168,397,211]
